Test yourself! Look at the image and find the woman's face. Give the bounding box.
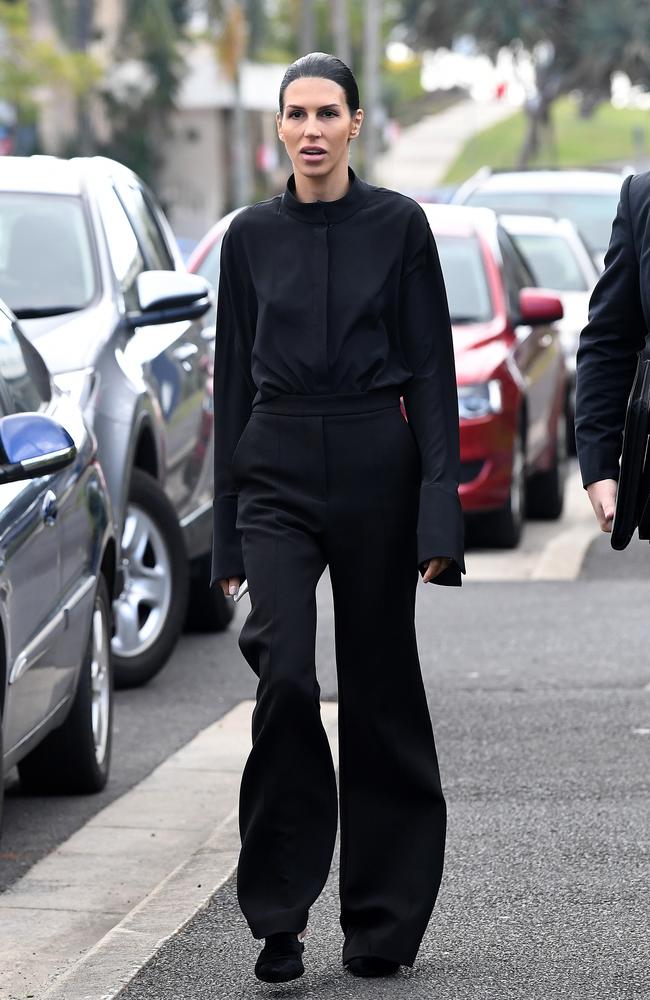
[276,77,363,180]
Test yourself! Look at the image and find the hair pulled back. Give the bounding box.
[279,52,360,116]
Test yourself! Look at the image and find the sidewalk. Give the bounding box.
[375,97,515,196]
[115,564,648,999]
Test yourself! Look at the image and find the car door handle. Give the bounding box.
[173,342,199,362]
[42,489,58,525]
[200,326,215,342]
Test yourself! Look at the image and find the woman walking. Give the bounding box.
[212,52,465,983]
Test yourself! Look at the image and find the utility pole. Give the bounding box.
[363,0,381,182]
[299,0,316,56]
[331,0,350,66]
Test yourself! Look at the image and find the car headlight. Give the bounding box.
[457,380,502,420]
[53,368,96,409]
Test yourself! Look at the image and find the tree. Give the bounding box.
[0,0,99,152]
[400,0,650,166]
[99,0,190,186]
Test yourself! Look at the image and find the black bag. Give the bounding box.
[611,346,650,549]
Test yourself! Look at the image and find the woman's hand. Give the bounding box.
[421,557,452,583]
[219,576,242,598]
[586,478,617,532]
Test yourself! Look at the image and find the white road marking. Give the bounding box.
[0,701,340,1000]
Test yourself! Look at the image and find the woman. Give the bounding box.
[212,52,465,983]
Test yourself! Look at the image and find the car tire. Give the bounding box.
[480,424,527,549]
[0,721,4,840]
[527,410,567,521]
[18,575,113,795]
[185,554,236,632]
[565,385,577,457]
[112,469,189,689]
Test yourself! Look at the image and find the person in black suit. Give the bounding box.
[212,52,465,984]
[575,172,648,526]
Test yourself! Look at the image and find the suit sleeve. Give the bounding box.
[400,205,465,587]
[211,224,257,586]
[575,173,648,487]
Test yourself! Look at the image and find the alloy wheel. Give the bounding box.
[112,503,173,659]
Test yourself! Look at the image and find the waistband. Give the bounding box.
[252,385,404,416]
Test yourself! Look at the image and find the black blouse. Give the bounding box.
[211,165,465,587]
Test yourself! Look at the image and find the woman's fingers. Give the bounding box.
[421,557,452,583]
[586,478,617,532]
[219,576,241,597]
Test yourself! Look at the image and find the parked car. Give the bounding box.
[499,213,599,454]
[421,203,568,547]
[0,155,233,688]
[191,203,567,549]
[452,168,625,271]
[0,298,115,833]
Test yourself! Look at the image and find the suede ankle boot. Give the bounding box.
[254,932,305,983]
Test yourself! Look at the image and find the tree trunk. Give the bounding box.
[517,95,552,168]
[300,0,316,54]
[331,0,351,66]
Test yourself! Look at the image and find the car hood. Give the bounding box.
[19,301,114,375]
[453,319,509,383]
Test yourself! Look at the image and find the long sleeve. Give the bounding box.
[399,206,465,587]
[575,174,647,487]
[211,224,257,585]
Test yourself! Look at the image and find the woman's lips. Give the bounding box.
[300,150,326,161]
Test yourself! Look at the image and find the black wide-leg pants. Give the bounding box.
[232,386,447,967]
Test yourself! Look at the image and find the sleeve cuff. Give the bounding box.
[576,444,620,489]
[416,482,466,587]
[210,496,245,586]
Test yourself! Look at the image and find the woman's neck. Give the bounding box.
[292,161,351,203]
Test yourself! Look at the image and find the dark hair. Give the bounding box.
[279,52,360,117]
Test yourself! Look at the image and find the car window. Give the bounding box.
[117,184,175,271]
[0,193,97,316]
[0,312,48,413]
[466,190,620,255]
[96,184,144,311]
[195,233,224,291]
[497,229,529,317]
[435,234,493,324]
[509,232,588,292]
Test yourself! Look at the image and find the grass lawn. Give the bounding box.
[443,96,650,184]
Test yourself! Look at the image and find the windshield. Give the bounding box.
[0,192,97,316]
[436,234,493,324]
[466,190,619,255]
[508,232,588,292]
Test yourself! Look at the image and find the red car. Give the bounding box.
[421,203,567,546]
[189,203,567,549]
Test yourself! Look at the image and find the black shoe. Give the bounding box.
[254,932,305,983]
[345,956,400,977]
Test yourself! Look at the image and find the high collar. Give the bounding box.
[280,165,370,224]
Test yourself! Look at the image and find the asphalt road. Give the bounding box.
[115,546,649,1000]
[2,493,648,999]
[0,466,591,889]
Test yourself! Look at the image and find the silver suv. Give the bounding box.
[0,155,233,687]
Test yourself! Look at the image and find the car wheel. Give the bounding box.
[112,469,189,688]
[185,553,236,632]
[18,575,113,794]
[527,409,567,521]
[480,425,526,549]
[0,721,4,839]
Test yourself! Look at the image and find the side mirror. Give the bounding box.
[126,271,214,329]
[0,413,77,485]
[518,287,564,326]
